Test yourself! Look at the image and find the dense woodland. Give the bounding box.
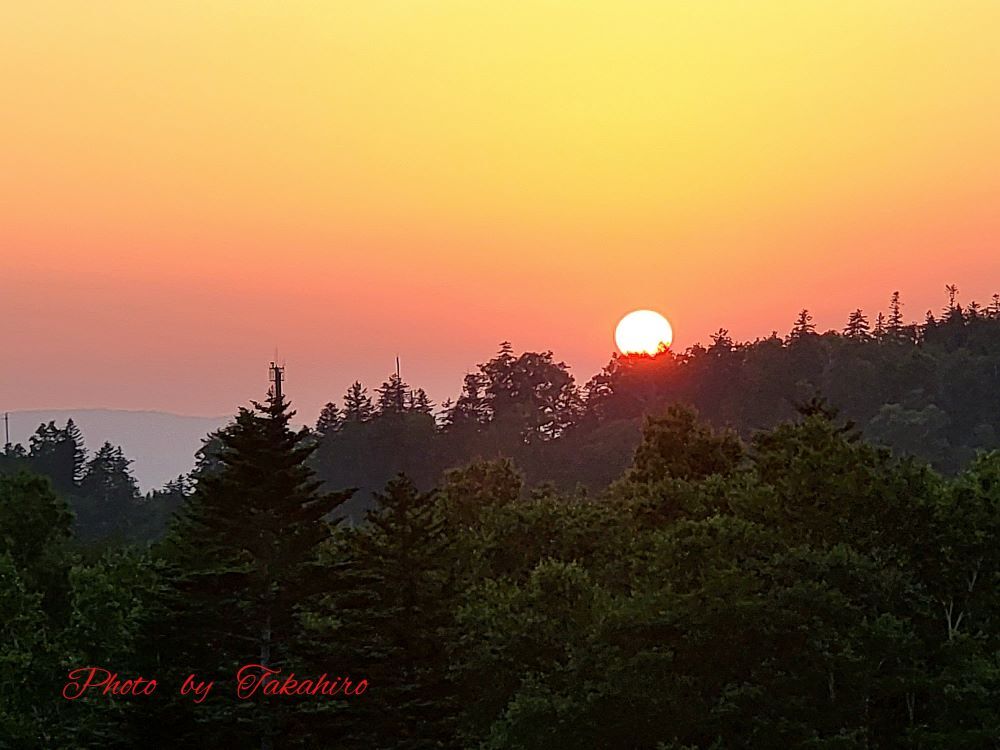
[2,288,999,747]
[5,288,998,536]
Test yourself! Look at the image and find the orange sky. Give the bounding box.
[3,1,1000,420]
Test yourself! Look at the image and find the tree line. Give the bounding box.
[2,386,998,747]
[3,286,999,538]
[312,286,1000,519]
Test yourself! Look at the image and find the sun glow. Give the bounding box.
[615,310,673,356]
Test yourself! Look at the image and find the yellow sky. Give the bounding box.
[3,1,1000,417]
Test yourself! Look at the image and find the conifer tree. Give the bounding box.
[444,373,490,431]
[406,388,434,415]
[789,309,816,340]
[945,283,960,313]
[376,373,410,415]
[342,381,374,423]
[27,421,84,495]
[156,387,352,747]
[303,475,458,747]
[315,402,342,435]
[63,419,87,485]
[873,312,886,339]
[888,290,904,334]
[75,443,141,539]
[844,308,871,340]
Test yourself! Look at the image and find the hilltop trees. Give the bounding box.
[25,420,85,495]
[342,381,374,423]
[844,308,871,340]
[2,358,1000,746]
[789,308,816,339]
[0,421,181,541]
[74,443,142,541]
[301,287,1000,519]
[314,402,342,436]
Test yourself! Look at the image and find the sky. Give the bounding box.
[3,1,1000,421]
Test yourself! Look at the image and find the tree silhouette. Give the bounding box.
[315,402,342,435]
[844,308,871,340]
[789,308,816,339]
[342,381,374,423]
[156,387,352,746]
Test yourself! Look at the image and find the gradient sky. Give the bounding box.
[4,1,1000,420]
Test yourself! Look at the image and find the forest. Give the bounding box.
[1,288,999,747]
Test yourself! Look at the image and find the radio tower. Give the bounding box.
[269,361,284,402]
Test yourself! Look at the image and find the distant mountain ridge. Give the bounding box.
[5,409,229,491]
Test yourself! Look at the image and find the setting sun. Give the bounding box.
[615,310,673,356]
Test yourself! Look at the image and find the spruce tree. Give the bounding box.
[154,387,352,747]
[444,373,489,431]
[314,402,342,436]
[342,381,374,423]
[376,374,409,416]
[406,388,434,415]
[75,443,141,539]
[27,421,83,495]
[888,290,904,334]
[844,308,871,340]
[302,475,459,747]
[789,309,816,340]
[873,312,886,339]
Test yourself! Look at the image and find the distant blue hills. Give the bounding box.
[5,409,229,492]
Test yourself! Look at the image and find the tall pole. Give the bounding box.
[395,356,403,411]
[269,361,284,402]
[3,412,8,447]
[262,361,282,750]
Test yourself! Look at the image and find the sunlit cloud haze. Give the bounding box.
[3,1,1000,419]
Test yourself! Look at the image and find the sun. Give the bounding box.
[615,310,673,356]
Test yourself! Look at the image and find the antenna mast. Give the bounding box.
[269,361,285,402]
[3,412,8,448]
[395,356,404,411]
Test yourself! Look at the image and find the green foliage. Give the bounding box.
[4,317,1000,747]
[629,404,744,484]
[141,389,351,745]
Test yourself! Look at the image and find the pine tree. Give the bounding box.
[27,421,83,494]
[888,291,904,334]
[873,312,886,339]
[63,418,87,485]
[156,387,352,746]
[481,341,517,410]
[444,373,490,431]
[923,309,937,334]
[406,388,434,415]
[844,309,871,340]
[943,284,965,325]
[990,293,1000,318]
[789,309,816,340]
[376,374,409,416]
[342,381,374,423]
[303,475,458,746]
[945,283,960,312]
[75,442,141,539]
[315,402,343,436]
